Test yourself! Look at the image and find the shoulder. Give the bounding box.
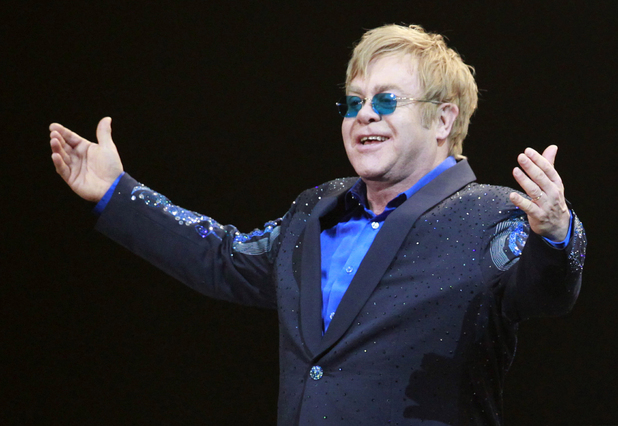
[450,182,524,215]
[292,177,357,211]
[433,183,528,236]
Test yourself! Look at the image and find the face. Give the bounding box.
[342,54,448,190]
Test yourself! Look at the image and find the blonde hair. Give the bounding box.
[346,24,478,159]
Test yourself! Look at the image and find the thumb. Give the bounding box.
[96,116,114,147]
[541,144,558,166]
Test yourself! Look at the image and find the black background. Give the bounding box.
[3,1,617,424]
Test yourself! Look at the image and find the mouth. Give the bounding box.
[359,135,389,145]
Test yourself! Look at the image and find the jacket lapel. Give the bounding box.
[299,186,350,359]
[317,160,477,356]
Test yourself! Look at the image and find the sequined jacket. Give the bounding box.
[95,160,586,426]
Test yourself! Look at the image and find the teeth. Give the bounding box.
[360,136,388,143]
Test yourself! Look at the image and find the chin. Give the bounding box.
[357,170,388,182]
[350,160,385,178]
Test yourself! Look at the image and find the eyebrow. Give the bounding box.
[347,84,407,96]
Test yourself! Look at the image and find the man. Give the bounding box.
[50,24,585,425]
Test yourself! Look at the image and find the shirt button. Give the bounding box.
[345,266,353,274]
[371,221,380,230]
[329,312,335,320]
[310,365,324,380]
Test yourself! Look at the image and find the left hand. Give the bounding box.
[509,145,570,242]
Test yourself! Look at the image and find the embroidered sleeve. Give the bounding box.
[490,213,530,271]
[130,183,282,255]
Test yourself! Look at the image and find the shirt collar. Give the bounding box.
[345,156,457,215]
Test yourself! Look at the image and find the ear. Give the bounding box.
[435,103,459,143]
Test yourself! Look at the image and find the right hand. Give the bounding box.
[50,117,124,202]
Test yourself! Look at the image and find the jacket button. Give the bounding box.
[309,365,323,380]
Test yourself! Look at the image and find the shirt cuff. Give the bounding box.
[542,210,573,249]
[92,172,125,216]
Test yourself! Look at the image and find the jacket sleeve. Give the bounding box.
[95,173,290,309]
[485,208,586,323]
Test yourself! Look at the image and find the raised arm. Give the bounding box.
[50,117,123,202]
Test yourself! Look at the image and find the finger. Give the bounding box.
[513,165,544,201]
[51,152,71,182]
[50,130,76,162]
[49,122,65,132]
[50,130,70,151]
[519,149,562,194]
[517,148,555,194]
[96,117,113,148]
[50,122,88,148]
[541,145,558,166]
[50,129,65,148]
[50,137,72,165]
[509,191,540,216]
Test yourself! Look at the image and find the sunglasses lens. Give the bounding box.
[373,93,397,115]
[336,97,348,117]
[337,96,363,117]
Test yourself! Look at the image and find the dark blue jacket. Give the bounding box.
[96,160,586,425]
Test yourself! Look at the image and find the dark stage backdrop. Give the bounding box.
[3,1,617,424]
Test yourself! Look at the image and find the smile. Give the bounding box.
[360,136,388,144]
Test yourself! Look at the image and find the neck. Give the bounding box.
[364,173,423,215]
[365,154,450,215]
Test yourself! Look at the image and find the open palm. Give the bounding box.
[50,117,124,202]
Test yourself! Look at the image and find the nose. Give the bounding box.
[356,97,381,123]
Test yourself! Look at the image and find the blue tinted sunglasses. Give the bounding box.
[336,93,442,118]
